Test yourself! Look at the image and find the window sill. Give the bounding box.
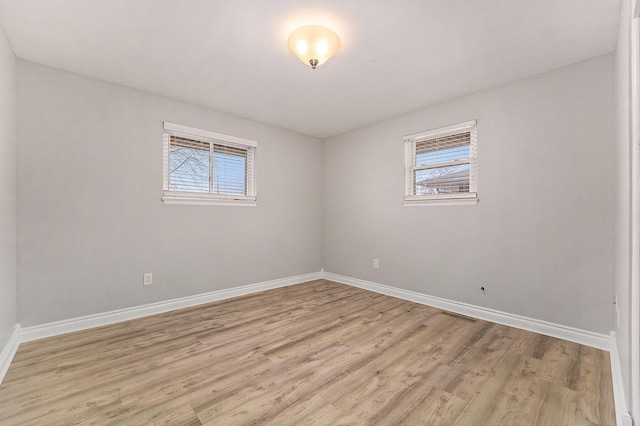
[162,192,257,207]
[403,193,478,207]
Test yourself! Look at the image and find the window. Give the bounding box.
[404,120,477,206]
[162,122,257,206]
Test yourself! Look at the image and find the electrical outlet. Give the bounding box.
[143,273,153,286]
[373,259,379,268]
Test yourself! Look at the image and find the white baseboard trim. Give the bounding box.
[19,271,322,344]
[323,272,611,351]
[0,324,21,384]
[611,332,634,426]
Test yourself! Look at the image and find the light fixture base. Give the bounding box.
[309,59,319,69]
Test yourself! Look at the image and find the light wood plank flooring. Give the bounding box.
[0,280,615,425]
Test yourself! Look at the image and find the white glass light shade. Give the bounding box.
[287,25,341,69]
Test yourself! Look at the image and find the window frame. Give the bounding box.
[162,122,257,207]
[403,119,478,207]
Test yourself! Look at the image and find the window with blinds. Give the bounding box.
[162,122,257,206]
[404,120,477,205]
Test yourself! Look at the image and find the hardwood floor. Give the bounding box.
[0,280,615,425]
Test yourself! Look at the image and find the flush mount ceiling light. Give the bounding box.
[287,25,341,69]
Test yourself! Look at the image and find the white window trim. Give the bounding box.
[162,191,257,207]
[403,193,478,207]
[164,122,258,148]
[162,122,257,207]
[403,119,478,207]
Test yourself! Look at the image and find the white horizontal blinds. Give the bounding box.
[162,122,257,200]
[212,143,248,195]
[169,136,211,193]
[415,132,470,165]
[406,120,477,197]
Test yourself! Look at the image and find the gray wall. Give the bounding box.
[17,61,323,327]
[323,54,615,334]
[0,27,17,348]
[14,53,618,338]
[614,0,632,410]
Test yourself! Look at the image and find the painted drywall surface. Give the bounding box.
[614,0,632,411]
[0,26,17,347]
[323,54,615,334]
[17,61,323,327]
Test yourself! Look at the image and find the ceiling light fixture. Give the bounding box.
[287,25,341,69]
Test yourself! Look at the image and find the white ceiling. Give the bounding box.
[0,0,621,139]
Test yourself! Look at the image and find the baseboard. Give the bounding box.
[0,324,20,384]
[323,272,611,351]
[3,271,629,424]
[19,271,322,344]
[610,332,634,426]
